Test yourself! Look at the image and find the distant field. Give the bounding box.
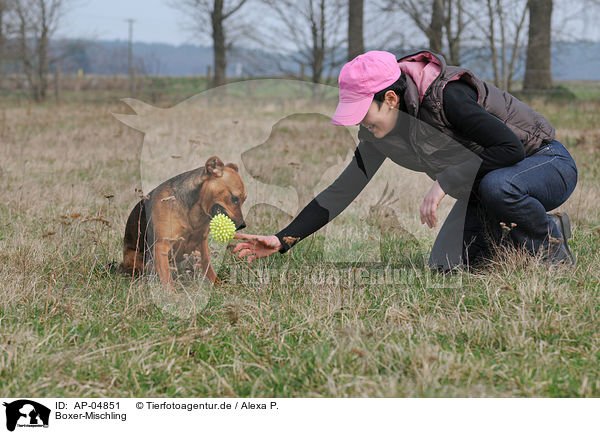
[12,74,600,106]
[0,74,340,107]
[0,80,599,397]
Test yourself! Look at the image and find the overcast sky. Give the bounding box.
[58,0,600,46]
[58,0,195,45]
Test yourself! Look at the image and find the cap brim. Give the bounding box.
[330,95,373,126]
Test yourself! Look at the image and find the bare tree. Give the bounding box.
[444,0,465,65]
[169,0,248,87]
[348,0,364,61]
[523,0,553,91]
[7,0,68,101]
[462,0,528,91]
[429,0,445,53]
[261,0,346,84]
[358,1,407,54]
[489,0,528,91]
[387,0,442,52]
[385,0,468,64]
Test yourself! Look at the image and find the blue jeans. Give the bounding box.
[430,139,578,270]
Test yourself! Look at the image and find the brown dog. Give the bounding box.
[122,156,247,285]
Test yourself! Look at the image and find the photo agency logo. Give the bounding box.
[229,262,462,290]
[3,400,50,431]
[113,79,474,307]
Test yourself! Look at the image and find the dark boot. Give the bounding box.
[547,211,575,265]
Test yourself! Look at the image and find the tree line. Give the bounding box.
[170,0,559,92]
[0,0,591,102]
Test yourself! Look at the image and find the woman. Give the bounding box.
[233,50,578,270]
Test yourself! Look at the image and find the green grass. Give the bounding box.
[2,237,599,397]
[0,87,599,397]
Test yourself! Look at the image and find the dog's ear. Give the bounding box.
[204,156,224,178]
[225,162,239,172]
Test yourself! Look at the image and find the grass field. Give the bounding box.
[0,80,599,397]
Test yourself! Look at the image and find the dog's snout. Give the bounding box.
[236,220,246,231]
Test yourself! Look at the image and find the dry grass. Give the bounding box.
[0,86,599,397]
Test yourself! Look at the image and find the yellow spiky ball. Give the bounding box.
[209,213,236,243]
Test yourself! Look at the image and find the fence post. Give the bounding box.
[206,65,212,90]
[76,68,83,92]
[206,65,212,104]
[300,63,305,97]
[54,65,61,104]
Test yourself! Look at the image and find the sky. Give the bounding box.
[58,0,199,46]
[59,0,600,46]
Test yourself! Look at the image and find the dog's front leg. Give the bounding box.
[197,236,219,284]
[154,241,174,287]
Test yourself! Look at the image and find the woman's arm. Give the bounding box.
[419,81,526,227]
[234,137,387,261]
[443,80,526,177]
[275,138,387,252]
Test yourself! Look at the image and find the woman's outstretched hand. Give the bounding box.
[420,180,446,228]
[232,233,283,263]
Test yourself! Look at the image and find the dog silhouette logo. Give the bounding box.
[3,400,50,431]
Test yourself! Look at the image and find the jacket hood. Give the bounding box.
[397,51,445,101]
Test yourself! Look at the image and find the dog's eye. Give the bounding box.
[231,195,239,204]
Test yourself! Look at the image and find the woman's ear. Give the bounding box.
[384,90,399,109]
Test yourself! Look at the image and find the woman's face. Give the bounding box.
[359,91,400,139]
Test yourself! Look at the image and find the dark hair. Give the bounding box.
[372,72,407,110]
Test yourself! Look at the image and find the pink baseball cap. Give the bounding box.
[331,51,401,126]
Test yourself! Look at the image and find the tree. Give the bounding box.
[261,0,346,84]
[444,0,464,65]
[348,0,364,61]
[8,0,67,101]
[523,0,553,91]
[459,0,528,91]
[385,0,467,64]
[170,0,248,88]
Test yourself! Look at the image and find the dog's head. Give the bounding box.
[200,156,247,230]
